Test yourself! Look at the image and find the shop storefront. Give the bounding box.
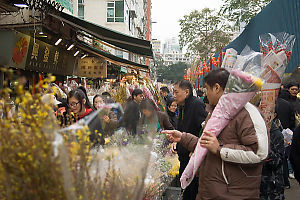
[0,1,153,89]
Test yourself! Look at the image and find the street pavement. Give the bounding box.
[285,179,300,200]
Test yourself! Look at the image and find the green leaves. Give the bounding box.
[156,62,188,82]
[178,8,232,60]
[219,0,271,29]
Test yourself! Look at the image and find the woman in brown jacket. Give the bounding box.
[93,95,118,136]
[139,99,174,131]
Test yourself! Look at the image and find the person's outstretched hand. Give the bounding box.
[171,142,177,154]
[162,130,183,143]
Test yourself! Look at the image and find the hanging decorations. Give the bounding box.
[184,48,224,89]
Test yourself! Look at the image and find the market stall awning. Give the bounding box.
[223,0,300,73]
[48,12,153,58]
[77,41,149,71]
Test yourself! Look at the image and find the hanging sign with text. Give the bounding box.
[78,57,107,78]
[25,38,75,75]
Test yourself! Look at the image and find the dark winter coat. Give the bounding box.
[290,124,300,184]
[122,101,140,135]
[279,88,300,115]
[177,94,207,173]
[176,94,207,200]
[260,122,285,200]
[166,109,177,129]
[276,98,295,131]
[289,96,300,115]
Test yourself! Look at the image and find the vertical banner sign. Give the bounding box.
[78,57,107,78]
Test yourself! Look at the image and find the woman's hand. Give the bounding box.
[103,115,110,123]
[162,130,183,143]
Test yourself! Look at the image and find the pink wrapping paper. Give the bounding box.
[180,91,256,189]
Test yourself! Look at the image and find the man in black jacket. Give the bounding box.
[276,89,295,131]
[173,80,208,200]
[276,88,295,188]
[286,82,300,114]
[122,89,144,135]
[160,86,173,107]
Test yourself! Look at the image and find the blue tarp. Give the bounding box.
[223,0,300,73]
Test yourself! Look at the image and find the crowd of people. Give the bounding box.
[163,69,300,200]
[1,68,299,200]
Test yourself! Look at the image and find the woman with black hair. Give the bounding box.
[57,88,93,127]
[93,94,105,110]
[68,88,93,120]
[78,86,93,110]
[166,98,178,129]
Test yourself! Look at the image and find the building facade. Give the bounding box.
[162,37,181,54]
[70,0,150,40]
[66,0,151,65]
[152,39,161,54]
[154,37,191,66]
[162,52,190,66]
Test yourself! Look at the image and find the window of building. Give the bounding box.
[107,1,124,22]
[78,0,84,3]
[115,50,123,58]
[78,5,84,19]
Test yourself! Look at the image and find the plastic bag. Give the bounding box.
[259,32,296,126]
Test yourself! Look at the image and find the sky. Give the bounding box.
[151,0,223,43]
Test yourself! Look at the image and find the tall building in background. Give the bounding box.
[152,40,161,54]
[162,37,181,54]
[160,37,190,66]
